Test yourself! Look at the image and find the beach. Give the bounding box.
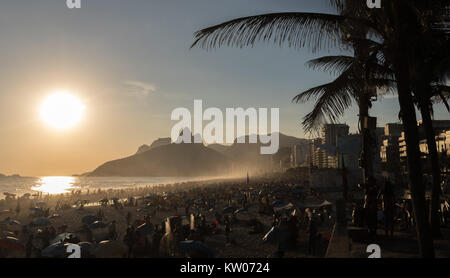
[0,175,336,258]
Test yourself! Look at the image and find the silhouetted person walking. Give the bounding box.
[381,180,395,237]
[308,218,318,255]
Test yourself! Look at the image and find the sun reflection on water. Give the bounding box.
[31,176,78,194]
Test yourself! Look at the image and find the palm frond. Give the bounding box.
[292,69,356,133]
[191,12,351,52]
[432,84,450,111]
[306,56,355,75]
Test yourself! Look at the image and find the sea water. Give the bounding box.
[0,176,210,198]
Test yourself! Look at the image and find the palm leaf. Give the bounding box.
[306,55,355,75]
[191,12,355,52]
[292,68,357,133]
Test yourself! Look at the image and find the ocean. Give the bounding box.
[0,176,210,197]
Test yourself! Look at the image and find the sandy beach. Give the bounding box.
[0,175,336,258]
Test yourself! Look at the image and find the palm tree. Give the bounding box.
[190,0,449,257]
[295,51,449,239]
[410,30,450,237]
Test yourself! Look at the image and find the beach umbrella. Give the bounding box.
[49,214,61,219]
[0,210,13,215]
[0,237,24,251]
[90,221,108,229]
[94,240,127,258]
[272,200,287,208]
[320,200,333,207]
[178,241,214,258]
[82,215,99,225]
[137,207,153,214]
[36,201,47,207]
[222,206,234,214]
[29,207,43,212]
[135,222,154,235]
[7,219,21,226]
[233,208,248,214]
[32,217,51,226]
[2,231,16,237]
[274,203,294,212]
[41,242,70,258]
[50,233,79,245]
[233,209,251,221]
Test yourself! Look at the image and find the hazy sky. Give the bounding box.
[0,0,448,176]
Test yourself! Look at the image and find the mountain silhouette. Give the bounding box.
[135,137,171,154]
[89,143,231,177]
[89,132,309,177]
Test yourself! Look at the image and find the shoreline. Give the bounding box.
[0,173,336,258]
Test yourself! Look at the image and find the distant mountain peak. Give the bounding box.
[135,137,172,154]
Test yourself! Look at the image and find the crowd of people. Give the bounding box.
[0,176,336,258]
[351,176,450,237]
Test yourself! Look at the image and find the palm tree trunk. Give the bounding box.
[359,96,373,181]
[395,63,435,258]
[417,90,442,237]
[354,44,373,182]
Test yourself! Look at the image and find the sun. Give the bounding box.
[40,92,86,129]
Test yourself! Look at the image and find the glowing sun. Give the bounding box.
[40,92,86,129]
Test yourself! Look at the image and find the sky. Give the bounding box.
[0,0,448,176]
